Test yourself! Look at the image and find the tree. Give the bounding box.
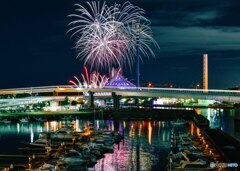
[61,96,70,106]
[71,100,78,106]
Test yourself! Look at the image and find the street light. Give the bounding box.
[148,82,152,87]
[195,83,200,89]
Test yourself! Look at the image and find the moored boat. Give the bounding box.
[19,118,29,123]
[0,119,11,124]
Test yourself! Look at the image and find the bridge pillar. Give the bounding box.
[135,98,139,105]
[112,92,121,109]
[88,91,94,109]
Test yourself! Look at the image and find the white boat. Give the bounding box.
[20,118,29,123]
[34,163,56,171]
[89,141,114,152]
[0,119,11,124]
[51,129,75,140]
[170,152,210,170]
[61,149,89,165]
[173,159,207,169]
[36,117,47,122]
[24,139,51,149]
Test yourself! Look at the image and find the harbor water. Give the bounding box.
[0,108,239,170]
[0,119,171,171]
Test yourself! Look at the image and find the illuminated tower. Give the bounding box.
[203,54,208,90]
[133,19,140,88]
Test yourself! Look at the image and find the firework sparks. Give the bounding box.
[68,1,159,70]
[69,67,109,88]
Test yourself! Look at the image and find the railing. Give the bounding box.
[105,86,240,96]
[0,86,239,106]
[0,96,66,108]
[0,85,239,96]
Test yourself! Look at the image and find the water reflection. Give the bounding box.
[0,119,171,171]
[199,108,240,140]
[30,124,34,143]
[148,122,152,145]
[138,123,142,137]
[0,109,239,170]
[94,120,171,171]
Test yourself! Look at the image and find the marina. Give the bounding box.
[168,126,235,170]
[0,108,239,170]
[0,119,123,170]
[0,116,171,170]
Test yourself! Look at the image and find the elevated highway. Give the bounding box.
[0,85,239,103]
[0,96,65,108]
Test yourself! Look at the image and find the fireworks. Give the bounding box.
[68,1,159,70]
[69,66,109,88]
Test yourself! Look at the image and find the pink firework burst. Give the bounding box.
[69,66,109,88]
[68,1,159,70]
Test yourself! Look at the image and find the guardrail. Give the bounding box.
[0,85,239,96]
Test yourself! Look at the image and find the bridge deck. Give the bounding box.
[0,85,239,103]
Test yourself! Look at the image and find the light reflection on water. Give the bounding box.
[0,109,238,170]
[199,108,240,141]
[0,119,171,171]
[94,120,171,171]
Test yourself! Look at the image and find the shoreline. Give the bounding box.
[0,108,196,120]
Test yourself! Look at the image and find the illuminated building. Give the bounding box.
[105,75,136,88]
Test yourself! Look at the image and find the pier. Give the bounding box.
[204,129,240,163]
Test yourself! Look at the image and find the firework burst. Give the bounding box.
[69,66,109,88]
[68,1,159,70]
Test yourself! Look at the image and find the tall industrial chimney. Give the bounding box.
[203,54,208,90]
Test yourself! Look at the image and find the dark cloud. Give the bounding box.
[152,26,240,57]
[138,0,240,27]
[212,56,240,61]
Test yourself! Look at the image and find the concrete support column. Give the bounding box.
[112,92,121,109]
[88,91,94,109]
[135,98,139,105]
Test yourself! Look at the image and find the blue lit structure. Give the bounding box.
[105,75,136,88]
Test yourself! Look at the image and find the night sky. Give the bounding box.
[0,0,240,89]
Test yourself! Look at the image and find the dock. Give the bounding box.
[204,128,240,163]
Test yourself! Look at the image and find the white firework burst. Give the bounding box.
[68,1,159,70]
